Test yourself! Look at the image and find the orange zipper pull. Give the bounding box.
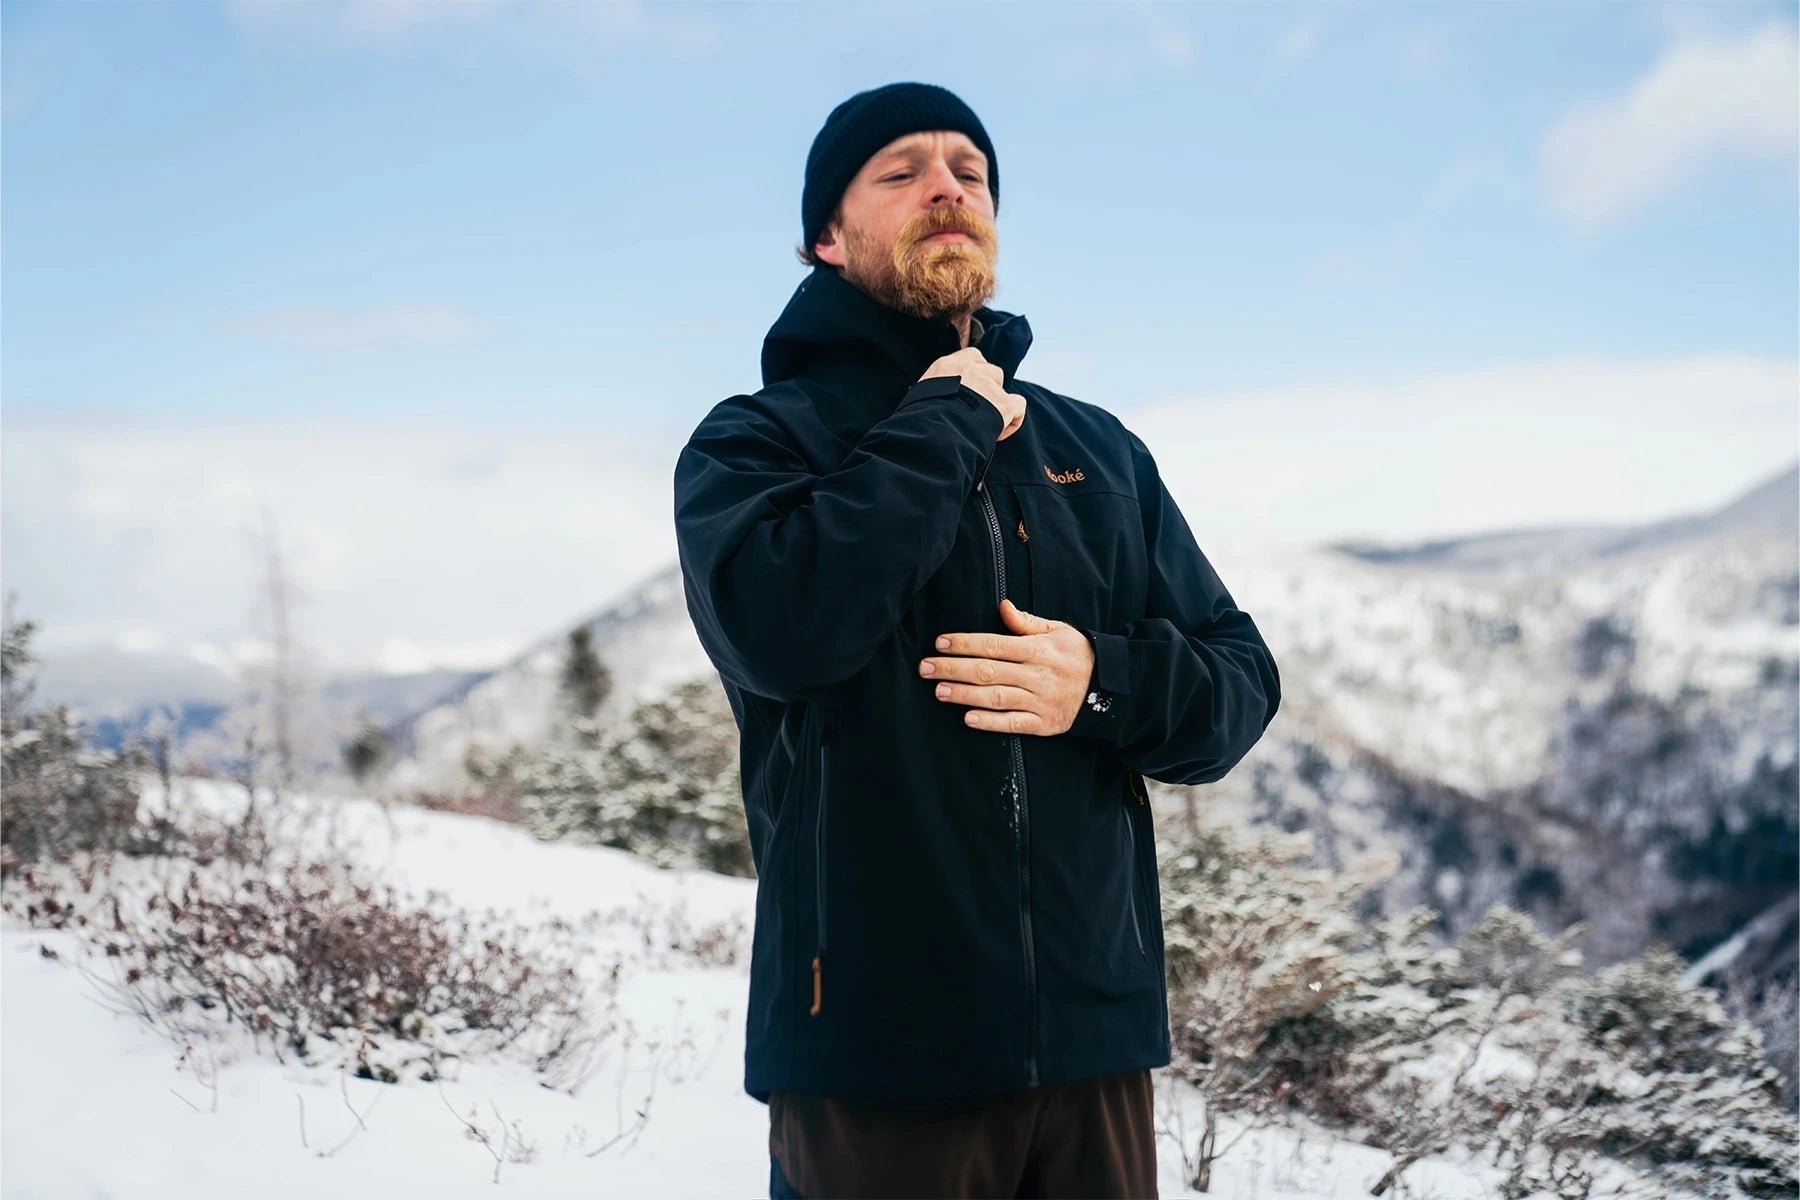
[810,955,823,1015]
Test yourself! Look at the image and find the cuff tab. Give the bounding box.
[901,374,981,411]
[1089,630,1133,695]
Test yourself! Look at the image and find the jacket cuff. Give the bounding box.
[1066,629,1131,741]
[899,374,1001,432]
[898,373,981,410]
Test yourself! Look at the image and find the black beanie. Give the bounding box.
[802,81,999,255]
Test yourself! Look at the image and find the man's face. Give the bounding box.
[814,129,998,322]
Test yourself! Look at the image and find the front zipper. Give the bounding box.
[811,742,829,1016]
[976,474,1039,1087]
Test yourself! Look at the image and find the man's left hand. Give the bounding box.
[919,599,1095,735]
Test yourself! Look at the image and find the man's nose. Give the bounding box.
[923,160,971,205]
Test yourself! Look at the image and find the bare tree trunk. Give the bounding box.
[1193,1104,1217,1192]
[1371,1152,1421,1195]
[257,507,297,799]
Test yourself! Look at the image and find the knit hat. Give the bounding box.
[802,82,999,255]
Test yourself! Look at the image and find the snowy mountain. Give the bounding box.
[1210,460,1798,991]
[27,638,483,764]
[1327,462,1796,575]
[385,564,714,791]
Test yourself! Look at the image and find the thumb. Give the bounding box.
[1000,597,1052,633]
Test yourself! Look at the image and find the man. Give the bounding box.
[673,82,1281,1199]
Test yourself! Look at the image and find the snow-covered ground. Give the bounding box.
[2,777,1548,1199]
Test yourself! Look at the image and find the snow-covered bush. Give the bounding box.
[2,850,599,1087]
[1155,808,1799,1197]
[2,705,144,866]
[1154,816,1383,1190]
[466,678,751,877]
[1,608,145,867]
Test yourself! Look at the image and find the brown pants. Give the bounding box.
[768,1069,1158,1199]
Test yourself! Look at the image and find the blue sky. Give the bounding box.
[3,0,1796,673]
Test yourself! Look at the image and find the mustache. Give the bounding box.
[909,215,993,249]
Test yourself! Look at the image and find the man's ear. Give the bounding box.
[813,222,845,269]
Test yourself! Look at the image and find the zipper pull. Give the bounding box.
[1016,518,1029,542]
[810,955,823,1015]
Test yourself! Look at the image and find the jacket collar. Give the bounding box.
[761,264,1033,391]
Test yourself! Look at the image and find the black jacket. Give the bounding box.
[673,264,1281,1106]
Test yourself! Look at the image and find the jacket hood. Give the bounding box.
[761,264,1033,390]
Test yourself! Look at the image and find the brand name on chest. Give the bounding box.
[1043,465,1086,484]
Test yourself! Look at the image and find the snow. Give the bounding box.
[0,777,1640,1198]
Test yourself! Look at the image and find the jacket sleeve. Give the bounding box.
[674,376,1006,703]
[1061,428,1281,785]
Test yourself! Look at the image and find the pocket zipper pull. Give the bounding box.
[1016,518,1029,542]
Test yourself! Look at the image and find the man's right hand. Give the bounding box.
[919,348,1026,442]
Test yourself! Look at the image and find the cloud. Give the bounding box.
[224,0,718,59]
[220,303,490,351]
[1270,20,1322,71]
[1422,148,1522,215]
[1396,24,1452,80]
[1122,354,1799,553]
[1026,2,1199,79]
[3,420,683,674]
[1538,20,1799,231]
[10,356,1793,675]
[1299,225,1422,294]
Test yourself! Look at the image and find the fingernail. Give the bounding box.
[935,683,950,698]
[936,636,950,650]
[920,661,936,676]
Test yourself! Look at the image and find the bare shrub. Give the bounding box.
[3,849,600,1087]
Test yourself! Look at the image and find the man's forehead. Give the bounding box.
[869,130,986,164]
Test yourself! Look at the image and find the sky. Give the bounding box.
[3,0,1796,677]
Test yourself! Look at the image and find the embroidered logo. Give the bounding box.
[1043,465,1086,484]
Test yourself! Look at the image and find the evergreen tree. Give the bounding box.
[559,626,611,721]
[343,710,391,784]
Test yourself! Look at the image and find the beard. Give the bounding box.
[836,207,999,322]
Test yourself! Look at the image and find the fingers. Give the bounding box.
[999,599,1054,633]
[927,631,1038,664]
[929,679,1038,714]
[961,707,1046,735]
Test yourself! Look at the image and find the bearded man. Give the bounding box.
[673,81,1282,1200]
